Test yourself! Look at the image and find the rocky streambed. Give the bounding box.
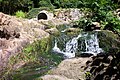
[40,51,120,80]
[0,8,120,80]
[39,29,120,80]
[0,9,83,79]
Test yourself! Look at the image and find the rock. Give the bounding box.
[41,75,74,80]
[45,28,60,36]
[116,8,120,18]
[62,28,81,33]
[55,8,84,21]
[0,12,21,39]
[70,9,84,21]
[85,22,101,31]
[92,22,101,30]
[0,9,83,78]
[84,51,120,80]
[0,9,86,79]
[93,63,105,75]
[0,12,50,75]
[90,66,97,73]
[48,58,91,80]
[55,11,64,19]
[97,30,120,52]
[25,28,49,43]
[102,57,111,64]
[91,58,102,66]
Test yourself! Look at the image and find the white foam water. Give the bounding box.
[53,32,103,58]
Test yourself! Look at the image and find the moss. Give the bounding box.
[35,78,43,80]
[98,30,120,52]
[2,36,63,80]
[27,7,54,19]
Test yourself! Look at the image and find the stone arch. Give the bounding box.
[38,13,47,20]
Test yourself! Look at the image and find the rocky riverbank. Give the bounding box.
[0,9,83,78]
[0,8,120,80]
[39,51,120,80]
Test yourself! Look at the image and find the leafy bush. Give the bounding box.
[39,0,55,9]
[15,10,26,18]
[52,0,80,8]
[76,0,120,33]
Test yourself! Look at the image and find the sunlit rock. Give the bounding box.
[45,28,60,36]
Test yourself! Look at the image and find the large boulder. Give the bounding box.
[41,75,74,80]
[0,12,49,76]
[0,12,22,39]
[84,51,120,80]
[46,58,90,80]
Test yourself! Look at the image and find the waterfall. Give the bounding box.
[53,39,76,58]
[80,32,103,56]
[53,40,62,54]
[52,31,103,58]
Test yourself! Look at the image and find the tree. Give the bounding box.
[0,0,33,14]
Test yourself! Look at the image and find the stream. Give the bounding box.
[52,26,104,58]
[5,25,108,80]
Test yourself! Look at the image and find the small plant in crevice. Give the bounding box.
[85,71,92,80]
[15,10,26,18]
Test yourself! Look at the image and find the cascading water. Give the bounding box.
[79,32,103,56]
[53,38,76,58]
[52,31,104,58]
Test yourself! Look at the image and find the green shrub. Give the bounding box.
[15,10,26,18]
[76,0,120,33]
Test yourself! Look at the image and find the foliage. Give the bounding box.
[77,17,92,30]
[0,0,33,14]
[85,71,91,80]
[0,0,119,18]
[39,0,54,9]
[15,10,26,18]
[53,0,79,8]
[76,0,120,33]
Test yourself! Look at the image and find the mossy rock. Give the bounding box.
[45,28,60,36]
[97,30,120,53]
[27,7,53,19]
[63,28,81,35]
[2,37,63,80]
